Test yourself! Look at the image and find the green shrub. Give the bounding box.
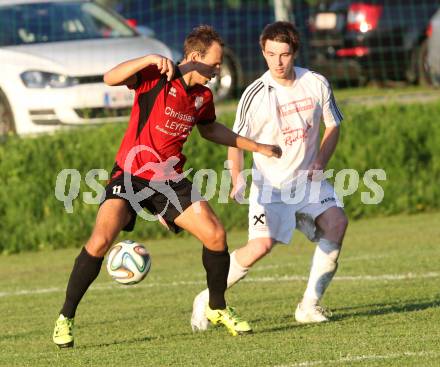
[0,102,439,253]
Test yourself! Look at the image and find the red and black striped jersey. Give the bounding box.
[114,66,215,181]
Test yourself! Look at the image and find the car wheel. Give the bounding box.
[406,40,431,85]
[0,89,16,139]
[417,40,431,86]
[207,49,239,101]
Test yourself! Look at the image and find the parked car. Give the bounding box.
[105,0,311,100]
[309,0,440,86]
[0,0,179,136]
[427,8,440,87]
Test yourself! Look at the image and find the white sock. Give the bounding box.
[227,250,250,288]
[302,239,341,308]
[198,251,249,305]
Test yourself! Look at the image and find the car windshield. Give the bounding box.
[0,1,137,46]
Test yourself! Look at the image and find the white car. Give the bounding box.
[0,0,179,136]
[427,8,440,87]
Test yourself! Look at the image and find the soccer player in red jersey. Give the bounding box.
[52,25,282,347]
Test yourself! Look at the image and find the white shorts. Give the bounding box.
[248,179,342,244]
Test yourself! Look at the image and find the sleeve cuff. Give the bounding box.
[197,117,216,125]
[128,72,142,90]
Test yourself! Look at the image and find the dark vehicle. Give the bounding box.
[427,8,440,87]
[106,0,311,99]
[309,0,439,86]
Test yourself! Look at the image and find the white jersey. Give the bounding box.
[233,67,343,190]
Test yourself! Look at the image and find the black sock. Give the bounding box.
[60,247,103,318]
[202,246,230,310]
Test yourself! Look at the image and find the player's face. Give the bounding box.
[194,42,223,85]
[262,40,295,80]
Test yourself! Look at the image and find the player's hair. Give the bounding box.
[260,21,300,53]
[183,25,224,58]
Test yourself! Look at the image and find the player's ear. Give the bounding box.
[260,40,266,57]
[189,51,200,63]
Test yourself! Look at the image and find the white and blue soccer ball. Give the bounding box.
[106,240,151,285]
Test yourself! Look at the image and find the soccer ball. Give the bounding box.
[106,240,151,285]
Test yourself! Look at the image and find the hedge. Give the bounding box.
[0,101,439,253]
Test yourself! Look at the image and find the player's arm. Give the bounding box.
[309,125,340,173]
[197,122,282,158]
[308,75,343,178]
[228,146,246,201]
[103,54,175,86]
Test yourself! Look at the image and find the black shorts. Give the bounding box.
[103,173,202,233]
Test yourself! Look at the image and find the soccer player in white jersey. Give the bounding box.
[191,21,348,331]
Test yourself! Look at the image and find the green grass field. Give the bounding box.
[1,212,439,366]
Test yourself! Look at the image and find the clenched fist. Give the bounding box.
[257,143,282,158]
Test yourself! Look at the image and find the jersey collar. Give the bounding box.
[264,67,298,89]
[174,67,190,91]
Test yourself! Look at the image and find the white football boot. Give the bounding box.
[191,289,209,331]
[295,302,330,323]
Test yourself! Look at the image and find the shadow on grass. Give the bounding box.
[248,298,440,333]
[75,335,157,349]
[251,314,308,334]
[332,298,440,321]
[0,329,42,342]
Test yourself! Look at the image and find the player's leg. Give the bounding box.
[191,197,293,331]
[225,237,275,288]
[175,200,252,336]
[190,236,274,331]
[233,237,275,267]
[295,181,348,323]
[53,199,132,348]
[61,199,133,315]
[301,206,348,305]
[228,194,293,286]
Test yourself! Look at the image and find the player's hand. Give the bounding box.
[230,175,246,203]
[149,54,175,81]
[257,143,282,158]
[307,161,325,181]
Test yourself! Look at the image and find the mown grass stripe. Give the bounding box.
[1,272,438,298]
[275,350,440,367]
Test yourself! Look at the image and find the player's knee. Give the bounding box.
[86,234,113,257]
[334,213,349,236]
[252,239,274,258]
[323,215,348,245]
[203,224,227,251]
